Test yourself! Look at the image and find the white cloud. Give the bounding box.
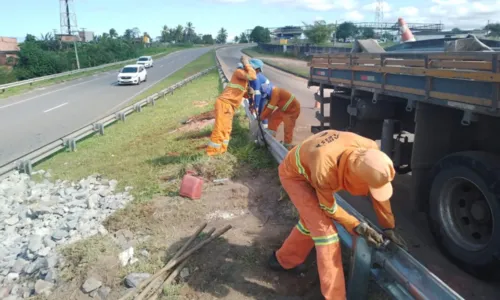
[345,10,364,21]
[262,0,358,11]
[362,1,391,13]
[427,0,500,28]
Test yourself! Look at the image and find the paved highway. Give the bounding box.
[0,47,212,165]
[217,45,499,299]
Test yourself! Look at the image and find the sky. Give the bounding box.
[1,0,499,42]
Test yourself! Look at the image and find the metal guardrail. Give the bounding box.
[214,51,464,300]
[0,66,216,180]
[0,50,179,92]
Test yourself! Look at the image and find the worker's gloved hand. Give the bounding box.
[241,55,249,66]
[354,223,384,248]
[383,229,408,250]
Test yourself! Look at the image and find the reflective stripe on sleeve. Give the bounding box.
[208,141,221,148]
[226,82,246,92]
[222,139,230,145]
[296,220,310,236]
[282,94,295,111]
[267,104,277,110]
[320,201,338,215]
[294,144,309,180]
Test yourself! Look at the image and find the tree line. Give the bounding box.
[0,22,230,84]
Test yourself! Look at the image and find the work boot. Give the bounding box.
[268,251,307,274]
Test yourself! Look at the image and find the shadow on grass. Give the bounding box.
[174,127,212,141]
[149,152,204,167]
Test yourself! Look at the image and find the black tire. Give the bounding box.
[428,151,500,279]
[136,78,141,85]
[144,75,147,82]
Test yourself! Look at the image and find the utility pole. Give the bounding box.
[73,35,80,69]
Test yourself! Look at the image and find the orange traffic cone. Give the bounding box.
[398,17,416,42]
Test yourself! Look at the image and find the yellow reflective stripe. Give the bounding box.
[222,139,230,145]
[226,82,246,92]
[246,74,253,80]
[267,104,277,110]
[296,220,310,236]
[312,234,339,246]
[295,144,309,180]
[208,141,221,148]
[320,201,338,215]
[282,94,295,111]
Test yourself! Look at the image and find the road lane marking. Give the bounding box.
[159,65,164,68]
[0,75,104,111]
[43,102,68,113]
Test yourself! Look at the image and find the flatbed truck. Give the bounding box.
[308,50,500,278]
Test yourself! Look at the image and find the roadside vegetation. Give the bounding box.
[30,50,389,299]
[131,50,216,102]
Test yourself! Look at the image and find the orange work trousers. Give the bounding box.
[267,109,299,147]
[206,98,235,156]
[276,163,346,300]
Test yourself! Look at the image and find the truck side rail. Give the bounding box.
[309,52,500,115]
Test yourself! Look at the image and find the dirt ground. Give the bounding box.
[48,165,388,300]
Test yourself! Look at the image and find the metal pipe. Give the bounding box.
[381,119,396,157]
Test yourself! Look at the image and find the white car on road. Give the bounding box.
[117,65,147,85]
[136,56,153,68]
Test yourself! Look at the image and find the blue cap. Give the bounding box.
[249,58,264,71]
[237,63,244,69]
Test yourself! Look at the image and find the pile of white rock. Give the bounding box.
[0,171,134,299]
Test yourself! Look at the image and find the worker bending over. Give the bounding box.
[259,82,300,150]
[207,56,256,156]
[269,130,403,300]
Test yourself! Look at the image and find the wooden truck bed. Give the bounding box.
[308,52,500,116]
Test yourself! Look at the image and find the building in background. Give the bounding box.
[0,37,20,66]
[78,31,94,42]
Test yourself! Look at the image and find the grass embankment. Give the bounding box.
[35,54,274,201]
[242,47,310,78]
[131,50,216,103]
[35,51,387,299]
[0,45,192,100]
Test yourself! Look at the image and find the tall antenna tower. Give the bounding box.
[375,0,384,24]
[60,0,78,35]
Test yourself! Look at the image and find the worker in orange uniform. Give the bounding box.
[206,56,257,156]
[268,129,404,300]
[259,82,300,150]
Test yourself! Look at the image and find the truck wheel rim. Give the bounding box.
[439,177,493,252]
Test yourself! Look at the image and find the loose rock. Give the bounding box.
[98,286,111,299]
[0,171,133,296]
[34,279,54,296]
[82,277,102,293]
[124,273,151,288]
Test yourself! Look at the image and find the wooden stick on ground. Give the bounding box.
[118,223,208,300]
[132,225,231,300]
[137,228,216,300]
[147,229,216,300]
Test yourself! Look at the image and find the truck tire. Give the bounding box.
[428,151,500,278]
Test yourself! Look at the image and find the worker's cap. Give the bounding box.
[249,58,264,71]
[236,63,244,69]
[350,148,395,202]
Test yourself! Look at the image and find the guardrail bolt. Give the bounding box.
[94,123,105,135]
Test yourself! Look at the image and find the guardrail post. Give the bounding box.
[94,123,105,135]
[116,112,126,122]
[148,97,155,106]
[18,160,33,175]
[65,138,77,152]
[134,103,142,112]
[347,236,372,300]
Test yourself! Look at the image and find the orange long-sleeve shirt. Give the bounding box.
[260,87,300,120]
[219,64,257,108]
[282,130,395,234]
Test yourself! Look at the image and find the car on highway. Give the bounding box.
[117,65,147,85]
[136,56,154,68]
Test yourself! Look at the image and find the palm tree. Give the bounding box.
[216,27,228,44]
[161,25,170,42]
[109,28,118,39]
[234,36,239,43]
[174,25,184,43]
[184,22,195,42]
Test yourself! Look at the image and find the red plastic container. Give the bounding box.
[179,172,203,200]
